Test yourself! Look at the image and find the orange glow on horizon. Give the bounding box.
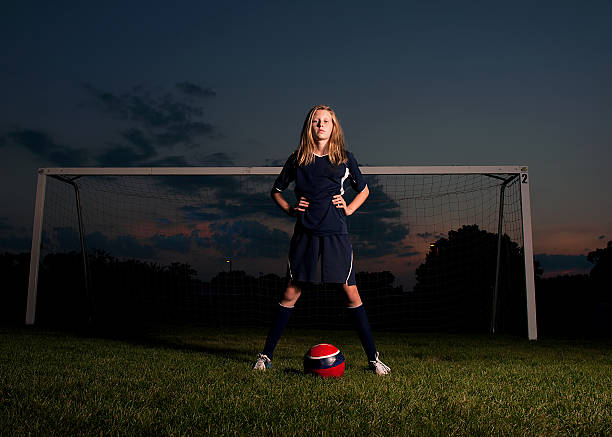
[534,227,608,255]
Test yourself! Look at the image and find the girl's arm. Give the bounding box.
[271,191,309,216]
[332,185,369,216]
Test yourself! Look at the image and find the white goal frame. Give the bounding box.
[26,165,537,339]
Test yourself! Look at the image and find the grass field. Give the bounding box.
[1,326,611,436]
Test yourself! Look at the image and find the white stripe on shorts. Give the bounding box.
[287,257,293,281]
[345,251,353,284]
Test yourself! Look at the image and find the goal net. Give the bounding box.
[26,166,536,338]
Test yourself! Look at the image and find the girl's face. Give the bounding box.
[311,110,333,142]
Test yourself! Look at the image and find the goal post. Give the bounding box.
[25,171,47,325]
[26,165,537,339]
[519,167,537,340]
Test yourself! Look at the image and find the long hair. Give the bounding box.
[296,104,347,166]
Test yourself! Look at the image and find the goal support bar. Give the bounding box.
[27,165,537,339]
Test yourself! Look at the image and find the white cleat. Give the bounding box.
[369,352,391,375]
[253,353,272,371]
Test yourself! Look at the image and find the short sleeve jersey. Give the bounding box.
[273,151,367,236]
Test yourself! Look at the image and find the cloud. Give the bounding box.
[40,227,80,254]
[121,128,155,155]
[209,220,289,258]
[81,82,220,166]
[150,233,192,253]
[535,253,592,276]
[0,234,31,251]
[54,227,80,250]
[6,129,88,166]
[351,221,409,258]
[87,231,156,259]
[164,173,412,260]
[95,144,148,166]
[197,152,234,166]
[46,227,156,259]
[398,247,420,258]
[155,173,238,196]
[43,225,216,260]
[4,81,221,168]
[157,163,278,221]
[155,120,214,146]
[147,156,190,166]
[180,206,221,221]
[264,157,286,166]
[182,185,280,220]
[347,176,409,257]
[175,82,216,98]
[0,217,10,232]
[417,231,446,241]
[189,229,211,248]
[84,83,215,149]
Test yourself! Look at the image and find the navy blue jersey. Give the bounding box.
[273,151,367,236]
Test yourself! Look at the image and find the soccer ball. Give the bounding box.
[303,343,345,378]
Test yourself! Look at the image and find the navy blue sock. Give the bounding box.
[348,305,377,361]
[262,304,293,358]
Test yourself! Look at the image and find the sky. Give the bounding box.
[1,1,611,278]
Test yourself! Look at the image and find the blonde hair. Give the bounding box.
[296,104,347,166]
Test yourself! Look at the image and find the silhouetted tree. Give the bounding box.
[37,251,89,326]
[0,252,30,324]
[356,271,397,293]
[588,241,612,287]
[587,241,612,333]
[534,241,611,337]
[413,224,526,334]
[534,259,543,280]
[535,274,592,336]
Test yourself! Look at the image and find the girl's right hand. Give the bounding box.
[290,197,309,216]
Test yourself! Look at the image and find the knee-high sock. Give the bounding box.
[348,304,376,361]
[262,303,293,358]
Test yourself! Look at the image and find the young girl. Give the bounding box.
[253,104,390,375]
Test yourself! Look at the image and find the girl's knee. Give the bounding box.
[280,282,302,306]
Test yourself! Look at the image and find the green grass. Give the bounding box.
[1,326,611,436]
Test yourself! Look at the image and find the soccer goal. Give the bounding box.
[25,166,537,339]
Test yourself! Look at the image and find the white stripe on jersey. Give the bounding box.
[340,167,350,195]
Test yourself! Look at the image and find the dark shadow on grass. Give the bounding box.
[38,323,254,365]
[119,335,249,365]
[411,352,458,362]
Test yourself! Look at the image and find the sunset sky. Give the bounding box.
[1,1,610,277]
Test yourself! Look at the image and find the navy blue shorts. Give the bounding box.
[287,232,356,286]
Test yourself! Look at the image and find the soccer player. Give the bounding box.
[253,104,391,375]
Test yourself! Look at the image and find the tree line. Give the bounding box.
[1,229,610,336]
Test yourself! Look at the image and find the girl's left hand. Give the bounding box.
[332,194,353,216]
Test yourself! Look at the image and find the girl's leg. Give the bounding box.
[342,284,377,362]
[279,281,302,307]
[261,281,302,359]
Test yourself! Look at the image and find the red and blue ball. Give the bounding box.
[303,343,345,378]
